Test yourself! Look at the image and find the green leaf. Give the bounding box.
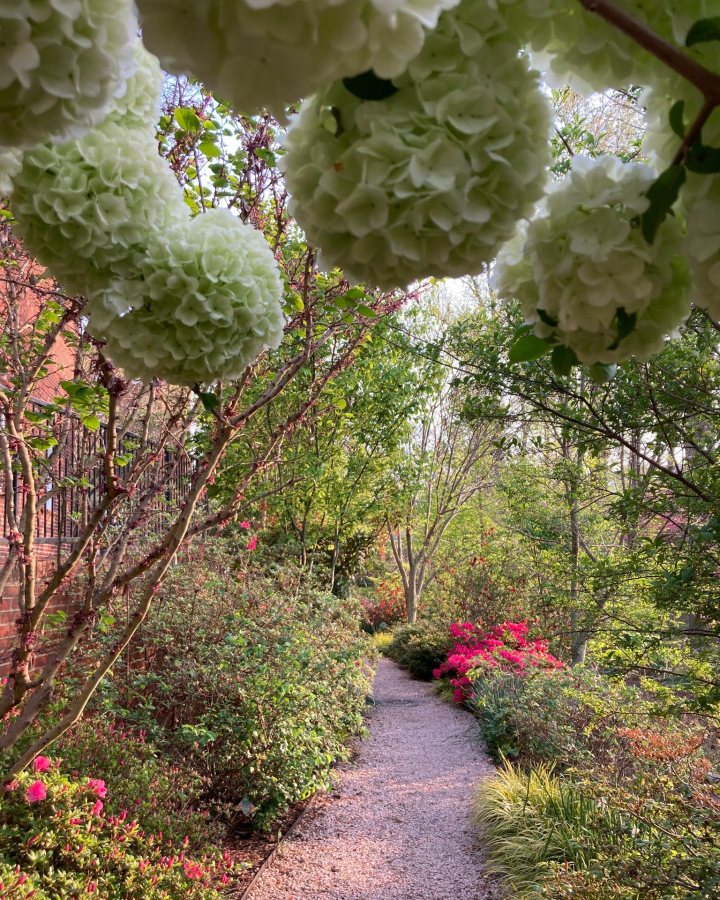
[508,334,552,363]
[199,140,222,158]
[640,165,686,243]
[588,363,618,384]
[686,17,720,47]
[356,304,377,318]
[198,391,220,413]
[537,308,559,328]
[551,345,578,377]
[607,307,637,350]
[174,106,202,133]
[669,100,686,139]
[342,70,399,102]
[255,148,277,166]
[81,414,101,432]
[686,142,720,174]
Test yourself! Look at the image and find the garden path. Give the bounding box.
[248,657,501,900]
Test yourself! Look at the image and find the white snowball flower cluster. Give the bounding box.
[493,156,692,364]
[136,0,458,116]
[281,0,552,288]
[9,41,285,385]
[11,121,186,296]
[495,0,714,95]
[0,0,137,150]
[0,149,22,197]
[87,211,285,385]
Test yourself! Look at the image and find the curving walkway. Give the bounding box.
[248,657,501,900]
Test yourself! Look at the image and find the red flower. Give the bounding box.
[33,755,51,773]
[25,780,46,803]
[87,778,107,798]
[246,536,257,551]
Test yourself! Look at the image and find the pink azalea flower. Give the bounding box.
[25,780,47,803]
[33,756,51,773]
[239,520,251,529]
[87,778,107,798]
[91,800,104,817]
[246,536,257,551]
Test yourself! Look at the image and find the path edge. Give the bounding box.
[239,790,325,900]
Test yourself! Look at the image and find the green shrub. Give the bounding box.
[93,562,371,829]
[0,761,231,899]
[469,666,646,767]
[385,622,452,679]
[57,719,219,855]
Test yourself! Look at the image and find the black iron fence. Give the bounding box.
[2,402,196,544]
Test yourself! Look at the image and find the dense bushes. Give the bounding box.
[92,549,371,829]
[0,545,371,896]
[359,578,406,632]
[455,652,720,898]
[385,622,453,679]
[0,758,231,899]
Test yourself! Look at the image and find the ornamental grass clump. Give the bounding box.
[493,155,692,365]
[0,0,137,149]
[136,0,458,117]
[282,0,552,288]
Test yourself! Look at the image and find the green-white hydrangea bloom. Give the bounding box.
[104,41,165,134]
[136,0,457,116]
[11,121,186,296]
[0,0,137,149]
[0,149,22,197]
[493,156,691,365]
[496,0,717,95]
[281,0,552,288]
[86,210,285,385]
[642,28,720,320]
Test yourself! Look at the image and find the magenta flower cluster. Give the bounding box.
[433,621,565,702]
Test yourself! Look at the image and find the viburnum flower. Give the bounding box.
[11,119,186,297]
[497,0,709,95]
[644,71,720,320]
[86,209,284,385]
[25,780,47,803]
[0,149,22,197]
[493,155,692,365]
[136,0,458,116]
[282,0,551,288]
[32,756,51,773]
[0,0,137,149]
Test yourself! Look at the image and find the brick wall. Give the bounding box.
[0,541,75,672]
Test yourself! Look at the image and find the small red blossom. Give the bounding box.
[239,520,251,529]
[87,778,107,798]
[246,536,257,551]
[33,755,51,773]
[91,799,104,817]
[25,780,47,803]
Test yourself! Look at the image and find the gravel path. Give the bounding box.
[249,657,501,900]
